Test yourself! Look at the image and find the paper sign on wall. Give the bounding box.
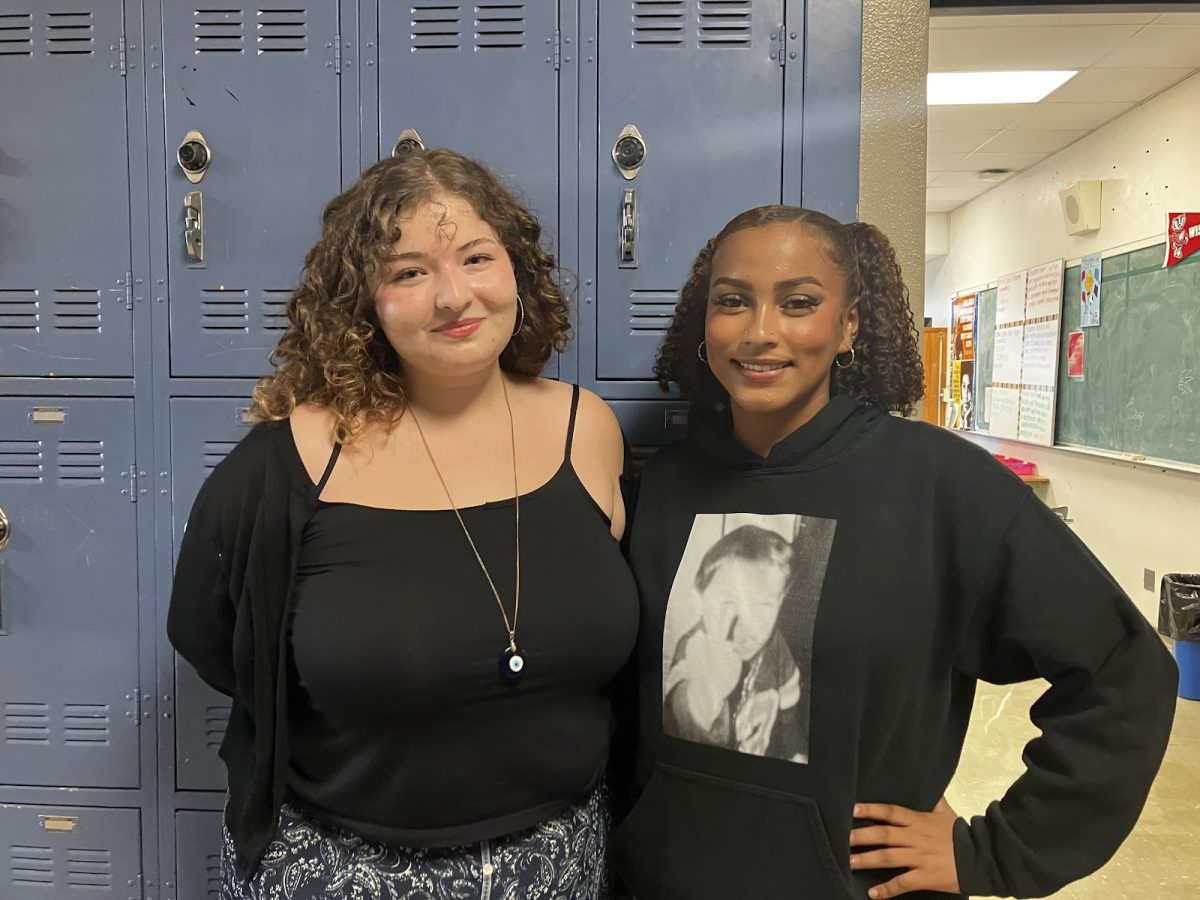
[1068,330,1085,380]
[1166,212,1200,267]
[1080,253,1101,327]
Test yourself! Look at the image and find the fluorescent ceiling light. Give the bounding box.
[928,71,1077,105]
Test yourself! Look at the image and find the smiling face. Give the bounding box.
[372,193,519,381]
[699,556,790,662]
[704,222,858,433]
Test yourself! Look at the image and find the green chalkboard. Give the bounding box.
[1056,243,1200,465]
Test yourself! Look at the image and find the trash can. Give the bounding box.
[1159,573,1200,701]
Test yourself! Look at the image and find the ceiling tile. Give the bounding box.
[1046,66,1195,102]
[933,170,1017,189]
[977,129,1086,154]
[927,105,1022,132]
[962,150,1050,171]
[927,151,969,173]
[926,185,989,213]
[1005,101,1133,131]
[1155,14,1200,25]
[927,171,943,187]
[928,130,1000,154]
[929,24,1140,71]
[1095,26,1200,68]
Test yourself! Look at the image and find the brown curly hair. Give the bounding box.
[251,149,570,442]
[654,205,924,414]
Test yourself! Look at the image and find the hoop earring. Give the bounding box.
[511,294,525,337]
[835,347,856,369]
[697,340,708,364]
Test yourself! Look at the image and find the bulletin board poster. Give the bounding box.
[950,293,977,430]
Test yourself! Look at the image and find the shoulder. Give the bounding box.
[573,386,624,455]
[288,403,340,484]
[515,378,624,461]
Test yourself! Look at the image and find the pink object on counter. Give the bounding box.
[994,455,1038,476]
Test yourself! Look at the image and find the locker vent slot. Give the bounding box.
[0,289,39,330]
[0,440,44,482]
[57,440,105,484]
[411,1,462,51]
[257,7,306,53]
[699,1,752,47]
[629,290,678,333]
[204,441,239,473]
[46,11,94,54]
[475,2,524,49]
[52,289,102,331]
[4,702,51,744]
[206,852,222,897]
[195,7,245,53]
[206,702,232,750]
[0,12,33,55]
[201,290,250,331]
[63,703,111,745]
[261,290,292,330]
[67,848,113,889]
[633,0,685,46]
[630,446,657,471]
[10,845,53,885]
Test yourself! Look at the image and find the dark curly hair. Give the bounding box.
[252,149,570,442]
[654,205,924,415]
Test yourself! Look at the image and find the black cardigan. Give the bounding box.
[168,419,327,878]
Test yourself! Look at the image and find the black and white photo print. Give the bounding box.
[662,513,836,764]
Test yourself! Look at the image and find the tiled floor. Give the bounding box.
[947,673,1199,899]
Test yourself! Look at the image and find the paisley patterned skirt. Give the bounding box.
[221,786,611,900]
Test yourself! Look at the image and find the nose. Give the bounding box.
[743,303,779,346]
[434,268,472,314]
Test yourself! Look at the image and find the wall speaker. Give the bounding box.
[1059,181,1103,236]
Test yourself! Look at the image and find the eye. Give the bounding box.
[465,253,493,266]
[781,294,818,312]
[713,293,748,309]
[393,267,423,282]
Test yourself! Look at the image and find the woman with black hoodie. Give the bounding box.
[611,206,1177,899]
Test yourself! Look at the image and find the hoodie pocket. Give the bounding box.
[611,764,857,900]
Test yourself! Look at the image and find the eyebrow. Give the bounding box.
[385,236,500,262]
[712,275,825,291]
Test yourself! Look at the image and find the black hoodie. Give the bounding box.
[611,395,1177,899]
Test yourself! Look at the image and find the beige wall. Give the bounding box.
[859,0,930,326]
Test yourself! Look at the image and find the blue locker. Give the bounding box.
[0,1,133,377]
[0,398,140,789]
[162,1,342,378]
[0,805,141,898]
[376,0,563,379]
[175,811,222,900]
[169,398,256,791]
[593,0,785,382]
[609,399,691,469]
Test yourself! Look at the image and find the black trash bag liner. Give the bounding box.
[1158,573,1200,641]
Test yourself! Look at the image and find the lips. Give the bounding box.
[434,318,484,338]
[735,360,791,372]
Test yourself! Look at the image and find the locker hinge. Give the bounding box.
[334,32,342,74]
[552,30,561,71]
[769,26,786,67]
[122,271,134,311]
[125,691,141,728]
[122,463,137,503]
[118,36,127,76]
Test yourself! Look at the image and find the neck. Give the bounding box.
[404,363,508,421]
[730,387,832,458]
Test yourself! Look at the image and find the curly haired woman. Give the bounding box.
[168,149,637,900]
[610,206,1176,900]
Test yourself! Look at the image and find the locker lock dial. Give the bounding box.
[177,130,212,184]
[392,128,426,158]
[612,125,646,180]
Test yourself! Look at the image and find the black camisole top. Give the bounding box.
[285,385,639,847]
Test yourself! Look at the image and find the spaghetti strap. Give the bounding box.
[564,384,581,461]
[314,442,342,498]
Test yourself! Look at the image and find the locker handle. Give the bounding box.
[0,506,9,552]
[184,191,204,264]
[619,189,637,268]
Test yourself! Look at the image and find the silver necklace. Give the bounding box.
[408,379,525,681]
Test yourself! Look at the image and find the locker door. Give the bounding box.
[175,811,222,900]
[378,1,561,378]
[169,398,256,790]
[0,399,140,788]
[0,805,140,899]
[595,0,785,381]
[0,1,133,377]
[162,1,342,377]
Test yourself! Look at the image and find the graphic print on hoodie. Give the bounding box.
[662,514,835,765]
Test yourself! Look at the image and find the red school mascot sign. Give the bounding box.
[1166,212,1200,267]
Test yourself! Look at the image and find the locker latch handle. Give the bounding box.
[619,189,637,268]
[184,191,204,264]
[0,506,9,552]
